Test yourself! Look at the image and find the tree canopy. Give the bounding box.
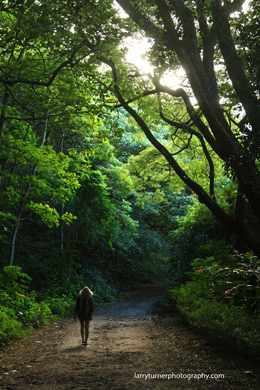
[1,0,260,267]
[1,0,260,358]
[96,0,260,255]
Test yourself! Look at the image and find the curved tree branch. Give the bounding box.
[159,103,215,199]
[154,81,221,155]
[114,89,157,108]
[224,0,246,15]
[116,0,239,159]
[100,56,260,254]
[0,40,93,87]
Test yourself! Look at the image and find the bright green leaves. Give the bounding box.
[69,165,137,253]
[0,123,86,239]
[61,212,78,226]
[28,203,77,228]
[28,203,60,228]
[0,265,32,297]
[0,0,118,86]
[0,0,142,266]
[1,130,82,196]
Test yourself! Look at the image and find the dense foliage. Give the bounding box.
[0,0,259,360]
[0,265,115,344]
[170,251,260,359]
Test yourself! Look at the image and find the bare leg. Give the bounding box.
[80,320,85,343]
[85,321,90,344]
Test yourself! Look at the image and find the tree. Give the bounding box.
[0,0,123,265]
[89,0,260,255]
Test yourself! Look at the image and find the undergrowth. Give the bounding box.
[0,265,116,346]
[170,284,260,358]
[169,252,260,360]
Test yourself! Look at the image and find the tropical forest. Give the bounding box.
[0,1,260,387]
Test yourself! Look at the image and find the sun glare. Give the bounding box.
[124,38,184,89]
[117,0,250,90]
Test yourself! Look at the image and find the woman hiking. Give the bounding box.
[74,286,95,345]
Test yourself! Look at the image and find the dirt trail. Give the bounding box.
[1,284,260,390]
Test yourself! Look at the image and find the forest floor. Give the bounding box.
[0,284,260,390]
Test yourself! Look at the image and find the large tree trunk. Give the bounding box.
[113,0,260,254]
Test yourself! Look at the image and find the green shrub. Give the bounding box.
[39,265,116,306]
[170,251,260,359]
[21,298,53,328]
[0,310,24,344]
[170,281,260,358]
[46,295,75,318]
[0,266,53,345]
[168,199,234,285]
[0,265,116,347]
[1,284,53,330]
[191,252,260,311]
[0,265,32,296]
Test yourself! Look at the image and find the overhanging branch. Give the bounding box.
[0,40,93,87]
[154,81,220,155]
[100,56,260,254]
[159,101,215,199]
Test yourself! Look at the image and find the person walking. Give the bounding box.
[74,286,95,345]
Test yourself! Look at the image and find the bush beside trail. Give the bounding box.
[169,252,260,360]
[0,266,116,346]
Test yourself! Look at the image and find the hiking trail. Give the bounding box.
[1,285,259,389]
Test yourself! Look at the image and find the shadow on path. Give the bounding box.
[1,284,260,390]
